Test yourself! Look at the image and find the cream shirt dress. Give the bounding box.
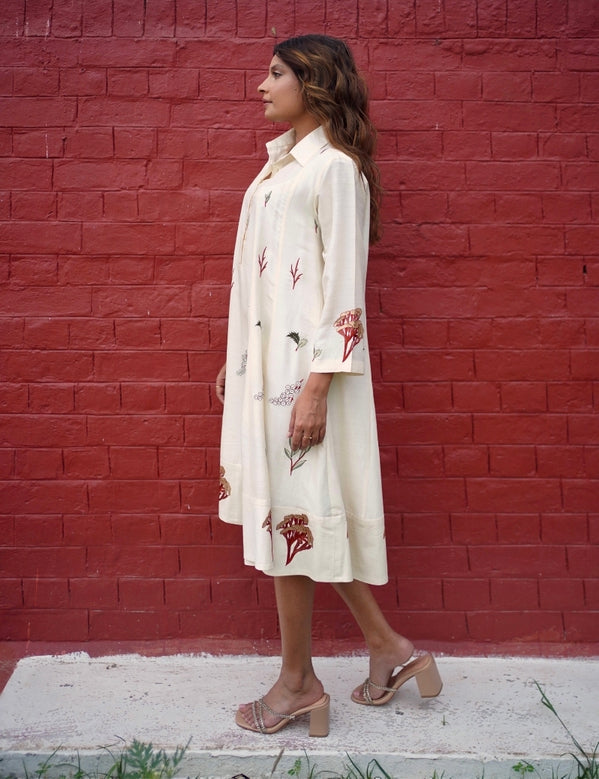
[219,125,388,585]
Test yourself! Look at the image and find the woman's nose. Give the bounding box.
[257,78,267,94]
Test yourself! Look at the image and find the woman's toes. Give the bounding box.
[236,702,251,725]
[352,680,382,702]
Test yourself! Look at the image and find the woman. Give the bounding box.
[216,34,442,736]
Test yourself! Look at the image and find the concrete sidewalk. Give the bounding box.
[0,653,597,779]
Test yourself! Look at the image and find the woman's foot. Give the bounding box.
[352,652,442,706]
[351,634,414,703]
[237,674,325,731]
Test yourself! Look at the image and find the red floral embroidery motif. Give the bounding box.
[218,466,231,500]
[334,308,364,362]
[262,511,273,557]
[290,258,302,289]
[276,514,313,565]
[263,511,272,534]
[258,247,268,276]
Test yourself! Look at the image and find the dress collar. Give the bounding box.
[265,125,330,168]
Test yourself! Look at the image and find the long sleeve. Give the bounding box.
[311,154,370,374]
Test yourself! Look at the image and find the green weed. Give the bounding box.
[100,738,189,779]
[285,752,392,778]
[512,762,535,776]
[533,681,599,779]
[2,739,190,779]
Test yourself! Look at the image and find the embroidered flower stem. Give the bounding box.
[258,247,268,276]
[290,258,303,289]
[284,438,311,475]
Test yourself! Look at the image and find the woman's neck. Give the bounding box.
[291,114,320,144]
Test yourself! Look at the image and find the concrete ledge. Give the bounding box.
[0,653,597,778]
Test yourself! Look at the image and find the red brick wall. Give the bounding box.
[1,0,598,646]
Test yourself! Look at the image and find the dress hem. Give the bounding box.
[243,559,388,587]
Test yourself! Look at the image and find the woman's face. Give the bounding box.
[258,55,308,125]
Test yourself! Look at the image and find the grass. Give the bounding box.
[0,682,596,779]
[0,739,190,779]
[285,752,394,778]
[507,682,599,779]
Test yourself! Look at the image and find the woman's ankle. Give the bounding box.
[277,668,322,696]
[367,633,414,664]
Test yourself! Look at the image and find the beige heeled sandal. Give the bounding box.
[235,692,330,736]
[352,652,443,706]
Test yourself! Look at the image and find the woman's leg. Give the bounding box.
[333,579,414,701]
[237,575,325,727]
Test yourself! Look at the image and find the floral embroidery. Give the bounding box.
[264,191,272,207]
[263,511,273,557]
[286,331,307,351]
[263,511,272,534]
[269,379,303,406]
[290,258,303,289]
[236,350,247,376]
[253,390,264,401]
[312,346,322,360]
[276,514,313,565]
[334,308,364,362]
[258,247,268,276]
[218,466,231,500]
[284,437,311,474]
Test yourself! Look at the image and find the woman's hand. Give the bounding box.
[215,363,226,404]
[288,373,333,451]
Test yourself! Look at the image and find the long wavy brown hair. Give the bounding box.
[273,34,382,244]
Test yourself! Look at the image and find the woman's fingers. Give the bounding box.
[288,375,331,450]
[287,406,296,440]
[289,423,326,451]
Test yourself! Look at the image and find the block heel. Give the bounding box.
[308,693,330,737]
[415,654,443,698]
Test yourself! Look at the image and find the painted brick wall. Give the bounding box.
[1,0,598,646]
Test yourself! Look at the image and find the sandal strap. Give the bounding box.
[251,698,296,733]
[362,652,419,702]
[367,678,398,692]
[362,677,396,703]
